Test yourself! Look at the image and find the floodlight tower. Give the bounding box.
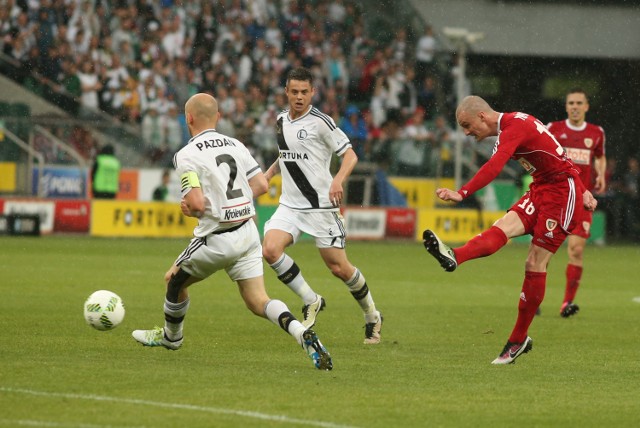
[442,27,484,190]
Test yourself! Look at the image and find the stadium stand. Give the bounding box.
[0,0,462,177]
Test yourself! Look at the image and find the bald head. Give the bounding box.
[185,93,219,136]
[455,95,500,141]
[455,95,494,119]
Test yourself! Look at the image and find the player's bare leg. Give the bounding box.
[319,247,382,344]
[132,265,201,350]
[263,229,324,327]
[239,277,332,370]
[562,234,585,317]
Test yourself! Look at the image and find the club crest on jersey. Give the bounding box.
[584,138,593,148]
[546,219,557,231]
[517,157,536,173]
[297,129,308,140]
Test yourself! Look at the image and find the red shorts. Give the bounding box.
[570,206,593,239]
[509,176,584,253]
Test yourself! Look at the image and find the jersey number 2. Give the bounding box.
[216,154,243,200]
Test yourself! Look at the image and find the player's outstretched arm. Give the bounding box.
[436,188,463,202]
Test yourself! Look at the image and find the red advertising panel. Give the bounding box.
[385,208,416,238]
[54,200,91,233]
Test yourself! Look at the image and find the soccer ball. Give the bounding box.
[84,290,125,331]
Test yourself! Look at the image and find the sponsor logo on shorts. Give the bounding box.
[545,231,554,239]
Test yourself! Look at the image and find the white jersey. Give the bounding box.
[276,106,351,211]
[174,129,261,237]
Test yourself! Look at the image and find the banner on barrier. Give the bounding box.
[344,208,386,239]
[91,200,198,237]
[32,166,87,199]
[54,200,91,233]
[415,208,503,243]
[116,169,139,200]
[388,177,455,209]
[2,200,55,233]
[386,208,416,238]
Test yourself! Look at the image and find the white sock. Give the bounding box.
[264,299,307,345]
[270,254,317,304]
[345,268,377,322]
[163,298,189,340]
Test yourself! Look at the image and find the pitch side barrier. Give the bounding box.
[0,170,604,242]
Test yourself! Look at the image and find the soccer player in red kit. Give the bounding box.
[547,89,606,318]
[422,95,598,364]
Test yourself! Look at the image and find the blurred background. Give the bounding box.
[1,0,638,243]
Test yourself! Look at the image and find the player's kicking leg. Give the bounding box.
[422,229,458,272]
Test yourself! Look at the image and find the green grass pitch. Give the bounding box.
[1,236,639,427]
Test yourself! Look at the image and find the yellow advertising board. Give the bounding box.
[91,200,198,237]
[415,208,504,243]
[257,175,281,206]
[388,177,456,209]
[0,162,17,192]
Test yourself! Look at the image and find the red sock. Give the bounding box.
[564,264,582,303]
[509,271,546,343]
[453,226,508,265]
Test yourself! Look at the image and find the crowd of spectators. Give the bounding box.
[1,0,461,176]
[2,0,639,243]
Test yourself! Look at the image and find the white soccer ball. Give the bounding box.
[84,290,125,331]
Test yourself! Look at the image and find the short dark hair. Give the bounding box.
[567,87,588,102]
[286,67,313,86]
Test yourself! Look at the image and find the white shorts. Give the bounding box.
[175,220,263,281]
[264,205,346,249]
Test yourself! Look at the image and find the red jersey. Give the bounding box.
[460,112,580,198]
[547,119,605,191]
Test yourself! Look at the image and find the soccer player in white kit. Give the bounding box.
[262,67,383,344]
[132,93,332,370]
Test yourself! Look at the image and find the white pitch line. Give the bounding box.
[0,387,358,428]
[0,418,146,428]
